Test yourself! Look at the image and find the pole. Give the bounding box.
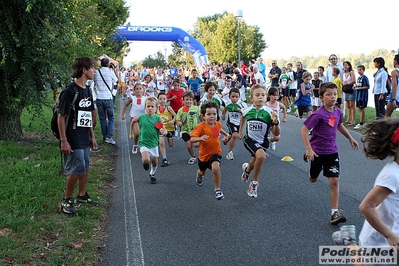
[238,20,241,64]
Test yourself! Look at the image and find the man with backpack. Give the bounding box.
[57,56,99,214]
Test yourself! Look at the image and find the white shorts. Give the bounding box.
[312,97,322,107]
[140,146,159,158]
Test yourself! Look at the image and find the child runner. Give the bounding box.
[187,69,203,106]
[190,101,230,200]
[142,74,157,97]
[157,92,176,167]
[279,66,292,112]
[167,77,185,113]
[125,79,134,99]
[176,91,201,164]
[199,81,225,121]
[295,71,313,119]
[265,87,286,151]
[300,82,359,225]
[131,97,167,184]
[353,65,370,130]
[238,84,280,198]
[334,117,399,264]
[221,88,247,160]
[220,78,233,103]
[332,67,343,109]
[311,71,322,112]
[121,83,147,154]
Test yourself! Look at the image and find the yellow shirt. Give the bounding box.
[157,106,175,132]
[333,77,343,98]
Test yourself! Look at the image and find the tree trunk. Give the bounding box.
[0,108,23,141]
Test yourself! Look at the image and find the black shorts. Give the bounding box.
[356,101,367,109]
[198,154,222,171]
[182,133,191,142]
[160,131,175,139]
[309,153,340,178]
[282,88,289,97]
[289,89,297,97]
[226,121,240,134]
[243,137,268,157]
[298,106,312,116]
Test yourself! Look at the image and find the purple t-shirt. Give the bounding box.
[303,106,343,155]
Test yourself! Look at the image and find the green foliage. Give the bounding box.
[268,49,396,71]
[0,0,129,140]
[142,51,169,68]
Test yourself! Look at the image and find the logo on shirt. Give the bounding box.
[249,122,263,131]
[79,98,92,108]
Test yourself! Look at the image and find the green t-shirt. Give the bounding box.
[279,73,291,89]
[176,105,200,134]
[242,105,273,144]
[225,101,246,125]
[138,113,161,149]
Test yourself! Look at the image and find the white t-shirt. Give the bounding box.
[287,70,295,90]
[155,74,165,91]
[359,161,399,247]
[129,96,147,118]
[254,72,265,84]
[142,81,157,97]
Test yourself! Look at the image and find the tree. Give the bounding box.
[191,12,267,64]
[0,0,129,140]
[142,51,168,69]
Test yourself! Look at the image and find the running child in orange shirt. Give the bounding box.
[190,101,230,200]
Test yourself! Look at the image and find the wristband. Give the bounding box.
[60,137,67,141]
[272,120,279,126]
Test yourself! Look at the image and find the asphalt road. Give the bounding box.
[103,102,388,266]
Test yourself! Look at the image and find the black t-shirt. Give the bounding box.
[294,69,307,89]
[312,79,321,97]
[269,67,282,87]
[58,82,94,149]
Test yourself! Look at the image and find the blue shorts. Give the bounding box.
[64,147,90,175]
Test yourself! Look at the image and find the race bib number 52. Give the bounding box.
[77,110,92,128]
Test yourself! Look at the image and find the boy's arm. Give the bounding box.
[167,106,177,124]
[221,105,227,120]
[300,125,317,161]
[337,124,359,150]
[238,116,246,139]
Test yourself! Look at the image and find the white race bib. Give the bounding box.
[77,110,92,128]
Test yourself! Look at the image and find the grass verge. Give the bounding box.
[0,93,117,265]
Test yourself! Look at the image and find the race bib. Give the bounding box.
[77,110,92,128]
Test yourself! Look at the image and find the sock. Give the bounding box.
[252,181,258,185]
[150,166,158,175]
[331,209,338,215]
[163,157,167,161]
[360,122,364,125]
[143,163,150,171]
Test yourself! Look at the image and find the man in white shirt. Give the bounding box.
[94,58,118,145]
[326,54,344,82]
[253,66,265,84]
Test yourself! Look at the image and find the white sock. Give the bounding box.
[331,209,338,215]
[150,166,158,175]
[252,181,258,185]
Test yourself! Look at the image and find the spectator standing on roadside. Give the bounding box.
[58,56,98,214]
[268,60,281,88]
[94,58,118,145]
[353,65,370,130]
[257,58,266,80]
[240,60,249,81]
[386,54,399,118]
[372,57,388,119]
[326,54,343,82]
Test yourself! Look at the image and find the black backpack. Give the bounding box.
[51,83,79,140]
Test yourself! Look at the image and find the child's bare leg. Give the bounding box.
[252,149,266,182]
[185,141,195,157]
[328,177,339,209]
[228,132,238,152]
[141,151,150,165]
[167,137,174,147]
[211,161,221,190]
[159,136,166,159]
[133,123,139,145]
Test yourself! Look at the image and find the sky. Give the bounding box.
[123,0,397,65]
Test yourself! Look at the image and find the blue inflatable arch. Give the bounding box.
[114,26,209,67]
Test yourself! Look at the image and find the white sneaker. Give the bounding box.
[188,156,196,165]
[270,142,276,151]
[226,151,234,160]
[132,145,138,154]
[247,181,258,198]
[287,108,291,113]
[105,137,116,145]
[354,123,364,130]
[241,163,250,182]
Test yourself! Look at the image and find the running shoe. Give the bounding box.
[241,163,250,182]
[247,181,258,198]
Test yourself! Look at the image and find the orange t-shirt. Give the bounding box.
[190,121,222,162]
